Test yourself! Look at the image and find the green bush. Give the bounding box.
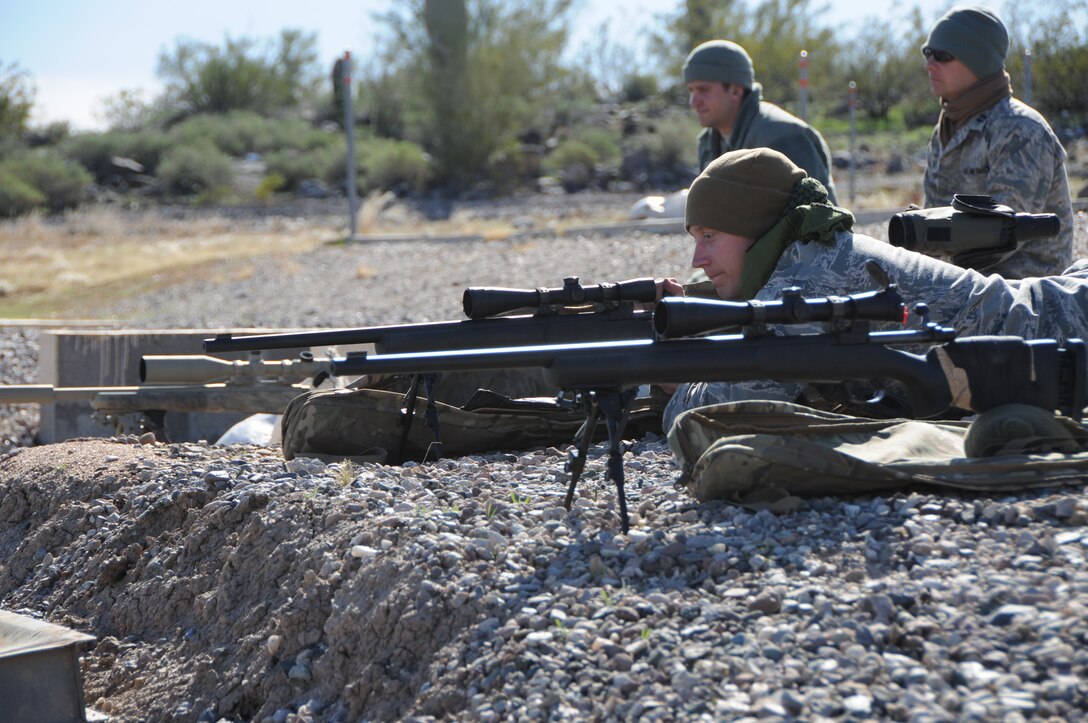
[60,130,171,180]
[0,167,45,217]
[255,172,286,201]
[622,73,659,103]
[157,142,234,196]
[265,143,343,191]
[0,150,91,212]
[542,139,599,175]
[573,128,621,167]
[169,111,338,156]
[359,138,431,193]
[628,111,697,169]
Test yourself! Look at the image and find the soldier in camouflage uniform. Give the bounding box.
[663,147,1088,430]
[922,6,1073,278]
[684,40,837,203]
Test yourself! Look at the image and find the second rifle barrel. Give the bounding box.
[205,310,654,355]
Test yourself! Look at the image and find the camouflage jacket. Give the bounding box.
[696,83,837,203]
[663,232,1088,430]
[924,97,1074,278]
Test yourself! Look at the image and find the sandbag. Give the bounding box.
[668,400,1088,511]
[282,372,667,464]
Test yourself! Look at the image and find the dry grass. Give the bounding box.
[0,207,339,318]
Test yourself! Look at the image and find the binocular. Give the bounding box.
[889,195,1059,269]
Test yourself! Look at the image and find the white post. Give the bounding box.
[1023,48,1033,106]
[343,49,358,239]
[798,50,809,121]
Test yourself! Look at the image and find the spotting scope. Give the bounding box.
[889,194,1059,269]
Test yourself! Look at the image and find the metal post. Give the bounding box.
[798,50,809,121]
[343,49,358,239]
[848,81,857,206]
[1023,48,1033,106]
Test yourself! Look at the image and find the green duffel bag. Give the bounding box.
[281,371,667,465]
[668,400,1088,511]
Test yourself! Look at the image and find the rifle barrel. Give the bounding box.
[204,309,653,355]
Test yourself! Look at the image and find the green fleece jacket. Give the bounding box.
[696,83,837,203]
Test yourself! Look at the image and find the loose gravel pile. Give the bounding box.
[1,198,1087,722]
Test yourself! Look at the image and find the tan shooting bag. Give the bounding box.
[668,400,1088,512]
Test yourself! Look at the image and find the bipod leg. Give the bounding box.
[599,388,638,534]
[141,410,171,443]
[564,391,601,511]
[393,374,423,465]
[421,373,443,462]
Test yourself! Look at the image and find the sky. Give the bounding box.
[2,0,977,131]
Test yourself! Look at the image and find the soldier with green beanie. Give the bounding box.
[663,147,1088,430]
[683,39,837,202]
[922,5,1073,279]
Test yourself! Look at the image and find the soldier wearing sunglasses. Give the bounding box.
[921,5,1073,279]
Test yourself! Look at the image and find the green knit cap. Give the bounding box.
[685,148,806,239]
[682,40,755,88]
[924,6,1008,79]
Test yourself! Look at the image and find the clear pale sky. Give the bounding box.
[3,0,972,131]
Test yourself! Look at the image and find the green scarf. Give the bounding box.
[736,178,855,300]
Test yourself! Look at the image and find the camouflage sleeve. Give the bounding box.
[983,117,1063,213]
[663,380,807,432]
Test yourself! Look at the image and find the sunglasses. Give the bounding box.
[922,47,956,63]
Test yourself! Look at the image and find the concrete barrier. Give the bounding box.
[36,329,311,444]
[0,609,96,723]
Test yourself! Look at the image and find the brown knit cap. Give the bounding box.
[685,148,807,239]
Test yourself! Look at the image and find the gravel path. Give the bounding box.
[1,199,1087,722]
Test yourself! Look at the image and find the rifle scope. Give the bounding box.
[653,286,906,338]
[889,194,1059,269]
[463,276,658,319]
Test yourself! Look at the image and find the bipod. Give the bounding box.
[393,373,443,464]
[562,386,638,533]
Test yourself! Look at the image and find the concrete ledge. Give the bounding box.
[36,329,316,444]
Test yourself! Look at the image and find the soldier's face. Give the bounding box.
[690,225,753,300]
[687,81,744,134]
[926,54,979,101]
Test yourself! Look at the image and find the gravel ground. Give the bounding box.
[1,198,1087,722]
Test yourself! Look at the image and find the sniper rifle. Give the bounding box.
[277,284,1088,531]
[203,277,659,355]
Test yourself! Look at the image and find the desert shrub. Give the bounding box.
[573,127,621,167]
[157,30,321,117]
[169,112,271,156]
[169,112,338,156]
[0,150,91,212]
[622,74,660,103]
[359,138,431,192]
[543,139,599,176]
[265,143,343,191]
[60,130,172,181]
[0,167,45,217]
[254,172,287,201]
[0,61,34,139]
[646,112,697,168]
[157,142,234,196]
